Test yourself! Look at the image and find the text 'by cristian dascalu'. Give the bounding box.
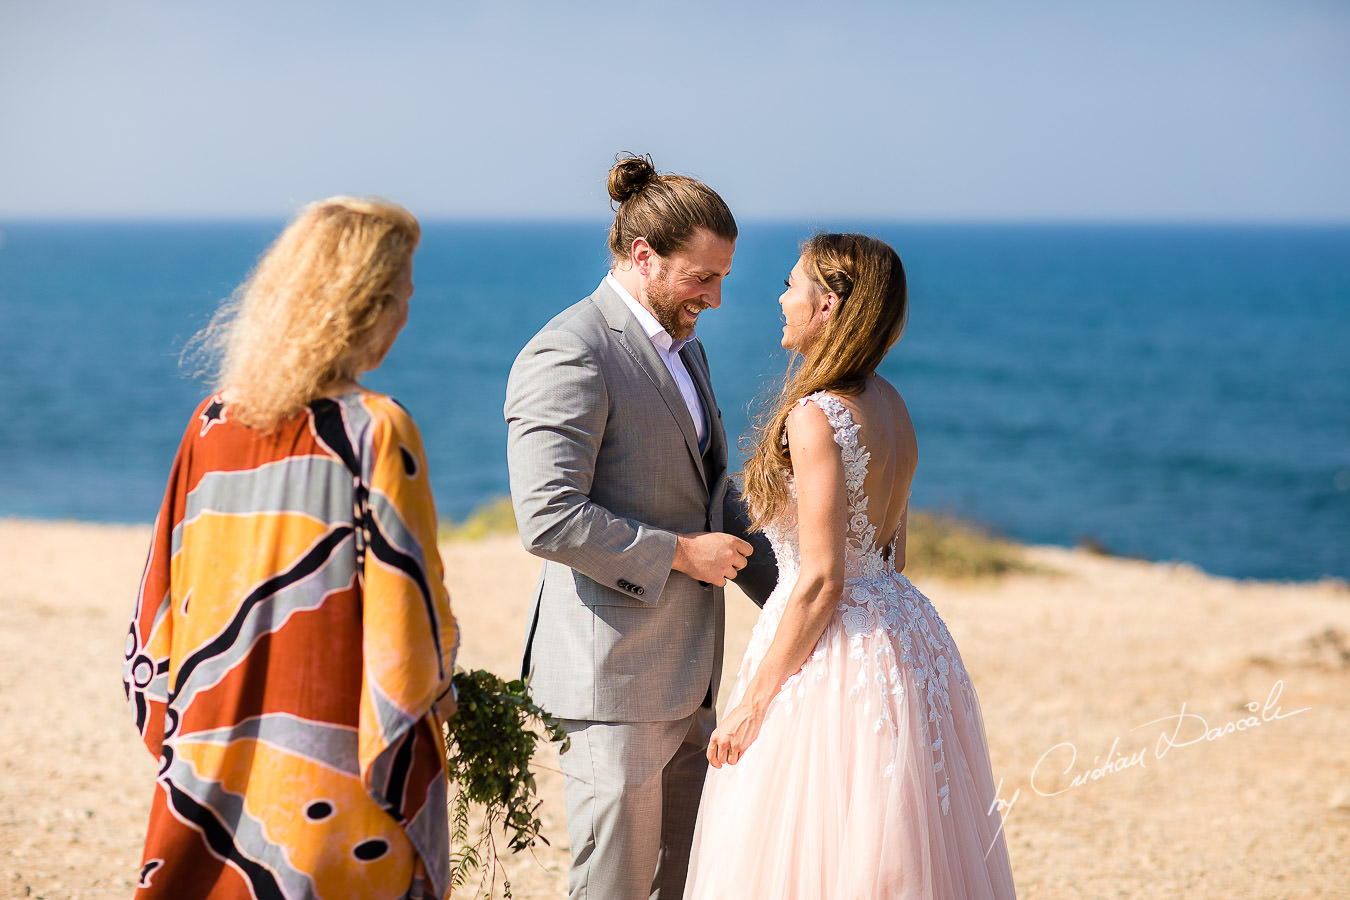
[983,679,1310,857]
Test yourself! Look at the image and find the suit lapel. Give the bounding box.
[681,339,725,483]
[592,283,708,484]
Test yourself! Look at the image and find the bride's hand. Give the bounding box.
[707,701,765,768]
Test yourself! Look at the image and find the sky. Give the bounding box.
[2,0,1348,222]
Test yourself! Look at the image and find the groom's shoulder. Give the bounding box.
[526,284,624,350]
[509,290,618,384]
[538,293,607,337]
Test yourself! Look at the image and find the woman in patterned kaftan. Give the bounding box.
[684,234,1016,898]
[123,197,459,900]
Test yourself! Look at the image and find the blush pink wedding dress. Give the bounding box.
[684,393,1016,899]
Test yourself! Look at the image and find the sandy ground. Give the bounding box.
[1,519,1348,899]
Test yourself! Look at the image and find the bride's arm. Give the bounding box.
[708,400,847,768]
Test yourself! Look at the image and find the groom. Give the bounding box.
[504,153,776,899]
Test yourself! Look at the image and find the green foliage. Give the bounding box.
[444,668,570,899]
[903,511,1037,580]
[439,497,518,542]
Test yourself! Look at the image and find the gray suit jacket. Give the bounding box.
[505,280,776,723]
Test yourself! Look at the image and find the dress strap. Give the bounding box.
[796,392,868,479]
[796,392,877,558]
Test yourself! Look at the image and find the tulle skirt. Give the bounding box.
[684,573,1016,899]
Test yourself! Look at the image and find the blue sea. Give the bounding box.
[1,221,1346,582]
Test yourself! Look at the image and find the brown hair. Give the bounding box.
[188,196,420,430]
[741,233,908,529]
[607,152,737,263]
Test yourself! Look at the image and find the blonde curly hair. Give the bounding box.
[190,196,420,430]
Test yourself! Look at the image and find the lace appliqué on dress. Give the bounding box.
[772,390,970,814]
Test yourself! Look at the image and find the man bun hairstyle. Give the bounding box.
[607,153,659,204]
[606,151,737,263]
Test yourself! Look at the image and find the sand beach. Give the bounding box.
[2,519,1347,899]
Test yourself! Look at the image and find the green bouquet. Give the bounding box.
[443,668,570,899]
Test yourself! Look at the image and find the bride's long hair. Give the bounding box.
[740,233,908,530]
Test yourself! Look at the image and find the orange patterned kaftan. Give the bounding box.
[124,390,459,900]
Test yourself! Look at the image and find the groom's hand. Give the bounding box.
[673,532,753,586]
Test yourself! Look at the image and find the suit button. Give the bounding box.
[635,586,645,596]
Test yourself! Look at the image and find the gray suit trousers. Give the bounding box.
[558,705,716,900]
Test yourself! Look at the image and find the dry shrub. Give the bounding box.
[441,497,519,542]
[903,512,1036,580]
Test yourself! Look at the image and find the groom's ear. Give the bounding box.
[631,237,656,275]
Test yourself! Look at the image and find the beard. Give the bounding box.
[645,267,698,341]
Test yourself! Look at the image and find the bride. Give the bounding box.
[683,234,1016,898]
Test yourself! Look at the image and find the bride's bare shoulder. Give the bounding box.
[850,376,908,419]
[869,374,904,403]
[855,377,917,453]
